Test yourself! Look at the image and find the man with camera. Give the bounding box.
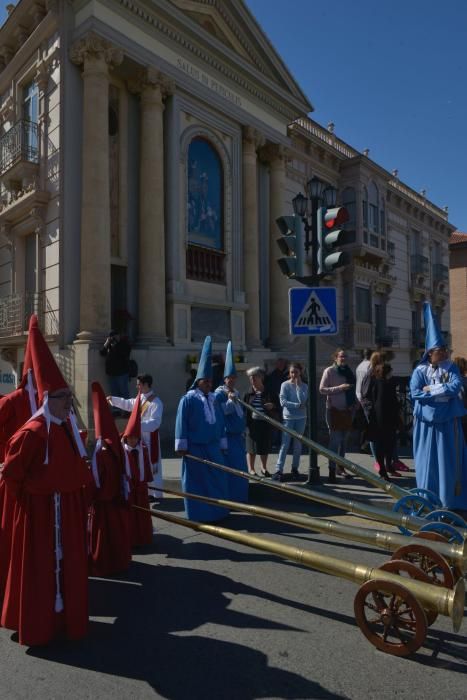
[99,330,131,400]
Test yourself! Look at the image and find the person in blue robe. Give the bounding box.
[214,342,249,504]
[410,303,467,510]
[175,336,229,522]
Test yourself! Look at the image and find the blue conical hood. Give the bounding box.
[190,336,212,389]
[421,302,445,363]
[223,341,237,378]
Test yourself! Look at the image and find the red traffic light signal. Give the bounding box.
[324,207,350,229]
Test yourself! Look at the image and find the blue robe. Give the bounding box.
[410,360,467,509]
[175,390,229,522]
[215,387,249,503]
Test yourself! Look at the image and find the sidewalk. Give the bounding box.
[160,450,415,495]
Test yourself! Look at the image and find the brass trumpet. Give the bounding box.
[186,453,467,540]
[237,397,409,500]
[160,485,467,580]
[135,503,465,656]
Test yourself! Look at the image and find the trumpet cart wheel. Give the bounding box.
[391,543,455,589]
[424,509,467,529]
[378,559,438,626]
[412,530,448,544]
[409,488,442,509]
[392,495,432,534]
[419,521,464,545]
[354,580,427,657]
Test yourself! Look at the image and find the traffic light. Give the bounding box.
[276,215,303,279]
[317,206,354,275]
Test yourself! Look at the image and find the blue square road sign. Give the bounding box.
[289,287,338,335]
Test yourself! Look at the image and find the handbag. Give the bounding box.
[329,406,353,431]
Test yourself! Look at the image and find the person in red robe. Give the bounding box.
[88,381,132,577]
[121,393,154,547]
[0,315,39,600]
[0,322,93,646]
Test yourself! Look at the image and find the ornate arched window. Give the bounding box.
[187,137,223,251]
[342,187,356,227]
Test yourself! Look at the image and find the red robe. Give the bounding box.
[0,388,35,599]
[88,445,131,577]
[127,445,153,547]
[1,417,93,646]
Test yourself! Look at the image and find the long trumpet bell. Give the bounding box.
[185,453,467,540]
[134,504,465,655]
[159,485,467,577]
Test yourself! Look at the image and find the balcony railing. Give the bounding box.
[0,292,59,338]
[410,254,429,276]
[387,241,395,264]
[0,119,39,176]
[432,263,449,282]
[342,321,373,348]
[186,245,226,284]
[375,326,400,348]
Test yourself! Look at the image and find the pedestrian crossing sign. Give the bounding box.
[289,287,338,335]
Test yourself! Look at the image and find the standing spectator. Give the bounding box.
[453,356,467,442]
[319,349,356,482]
[100,330,131,400]
[214,342,248,503]
[367,363,400,481]
[355,348,373,404]
[244,367,278,477]
[273,363,308,481]
[175,336,229,523]
[108,373,163,501]
[410,302,467,511]
[265,357,288,448]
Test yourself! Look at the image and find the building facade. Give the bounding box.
[449,232,467,358]
[0,0,456,440]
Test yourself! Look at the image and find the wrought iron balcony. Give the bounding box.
[186,244,226,284]
[375,326,400,348]
[0,119,39,176]
[432,263,449,282]
[387,241,395,265]
[0,292,58,338]
[410,254,429,276]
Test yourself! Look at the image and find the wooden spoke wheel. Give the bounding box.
[378,559,438,626]
[354,580,427,657]
[391,543,455,589]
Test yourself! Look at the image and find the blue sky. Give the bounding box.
[2,1,465,229]
[246,0,467,231]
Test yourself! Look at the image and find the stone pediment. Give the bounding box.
[168,0,311,110]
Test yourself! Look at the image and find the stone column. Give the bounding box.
[129,68,173,344]
[242,126,264,348]
[264,144,289,348]
[70,34,123,341]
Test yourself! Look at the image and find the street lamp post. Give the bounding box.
[292,177,337,485]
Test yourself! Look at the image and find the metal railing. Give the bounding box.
[0,292,53,338]
[432,263,449,282]
[375,326,400,348]
[410,254,429,276]
[186,245,226,284]
[0,119,39,175]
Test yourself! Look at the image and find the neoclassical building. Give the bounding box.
[0,0,456,438]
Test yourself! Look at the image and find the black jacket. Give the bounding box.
[100,337,131,376]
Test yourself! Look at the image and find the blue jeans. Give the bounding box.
[326,408,348,470]
[275,417,306,472]
[109,373,130,399]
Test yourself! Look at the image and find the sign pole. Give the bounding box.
[306,335,319,483]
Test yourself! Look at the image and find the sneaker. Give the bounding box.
[373,462,381,473]
[290,470,300,481]
[271,471,283,482]
[392,459,410,472]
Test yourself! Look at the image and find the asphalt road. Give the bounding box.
[0,454,466,700]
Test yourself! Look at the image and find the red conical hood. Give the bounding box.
[122,391,141,440]
[19,314,38,388]
[30,322,68,401]
[91,381,124,460]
